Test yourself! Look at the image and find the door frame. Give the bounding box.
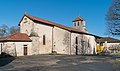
[23,45,27,55]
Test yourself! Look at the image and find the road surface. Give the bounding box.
[0,55,120,71]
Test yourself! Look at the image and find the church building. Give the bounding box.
[0,14,99,56]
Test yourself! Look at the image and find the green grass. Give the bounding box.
[116,58,120,61]
[112,52,120,55]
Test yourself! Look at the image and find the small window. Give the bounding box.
[43,35,46,45]
[78,22,79,26]
[1,44,2,52]
[74,22,76,26]
[24,45,27,46]
[23,18,28,23]
[76,37,78,44]
[24,18,27,20]
[26,30,28,33]
[88,39,89,47]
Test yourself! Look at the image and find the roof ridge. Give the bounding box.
[24,14,88,33]
[25,14,53,23]
[0,32,31,42]
[105,37,120,40]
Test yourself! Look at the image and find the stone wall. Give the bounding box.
[33,22,53,54]
[20,16,34,36]
[20,16,53,54]
[84,35,96,54]
[71,33,96,55]
[71,33,84,55]
[53,26,71,54]
[0,42,31,56]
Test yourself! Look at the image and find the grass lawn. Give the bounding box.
[116,58,120,61]
[111,52,120,55]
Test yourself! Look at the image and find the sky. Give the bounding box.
[0,0,113,38]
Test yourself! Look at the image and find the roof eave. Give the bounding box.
[0,40,32,42]
[72,20,84,22]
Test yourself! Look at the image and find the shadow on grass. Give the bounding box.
[0,52,15,67]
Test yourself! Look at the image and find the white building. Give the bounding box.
[0,32,32,56]
[0,14,99,56]
[96,37,120,53]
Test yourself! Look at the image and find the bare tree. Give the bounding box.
[0,24,9,38]
[106,0,120,36]
[9,26,19,35]
[0,24,20,38]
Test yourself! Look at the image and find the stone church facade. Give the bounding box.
[0,14,99,56]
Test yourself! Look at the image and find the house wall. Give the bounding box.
[1,42,31,56]
[103,43,120,48]
[15,42,32,56]
[71,33,96,55]
[32,22,53,54]
[20,16,53,54]
[53,26,71,54]
[84,35,96,54]
[71,33,81,55]
[30,37,40,55]
[20,16,34,36]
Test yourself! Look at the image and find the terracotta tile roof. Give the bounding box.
[18,14,101,38]
[19,14,88,33]
[72,16,84,22]
[96,37,120,43]
[0,32,32,42]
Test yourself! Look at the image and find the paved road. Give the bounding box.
[0,55,120,71]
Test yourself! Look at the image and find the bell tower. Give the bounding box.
[72,16,87,31]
